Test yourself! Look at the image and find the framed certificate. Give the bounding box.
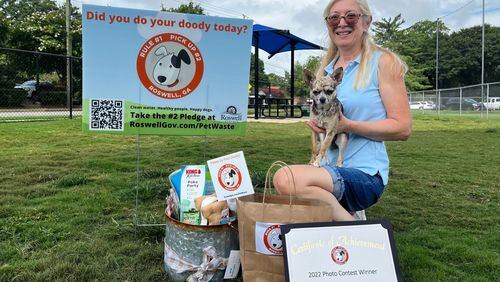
[281,220,403,282]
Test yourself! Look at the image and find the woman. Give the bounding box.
[273,0,411,221]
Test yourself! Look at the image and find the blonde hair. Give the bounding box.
[317,0,407,90]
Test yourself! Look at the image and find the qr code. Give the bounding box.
[90,99,124,131]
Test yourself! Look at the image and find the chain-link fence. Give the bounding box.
[408,82,500,118]
[0,47,81,121]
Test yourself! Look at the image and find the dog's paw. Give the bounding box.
[311,161,321,167]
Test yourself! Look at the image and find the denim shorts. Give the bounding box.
[323,166,385,212]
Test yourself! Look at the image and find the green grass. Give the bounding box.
[0,115,499,281]
[410,109,500,119]
[0,116,70,122]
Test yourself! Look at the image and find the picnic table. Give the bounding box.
[259,97,306,119]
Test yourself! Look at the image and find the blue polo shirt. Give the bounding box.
[323,51,389,185]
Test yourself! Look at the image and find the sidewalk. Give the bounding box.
[248,116,309,123]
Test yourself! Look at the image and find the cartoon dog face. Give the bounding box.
[334,249,346,261]
[153,46,191,87]
[269,232,283,250]
[223,169,237,187]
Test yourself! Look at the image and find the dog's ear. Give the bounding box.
[229,169,236,177]
[171,49,191,68]
[178,49,191,65]
[331,67,343,84]
[154,46,168,56]
[303,69,315,87]
[171,55,180,68]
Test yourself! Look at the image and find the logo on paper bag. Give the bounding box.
[255,222,283,255]
[264,225,283,254]
[331,246,349,265]
[217,164,242,191]
[137,33,204,99]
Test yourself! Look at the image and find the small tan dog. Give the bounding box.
[304,68,348,167]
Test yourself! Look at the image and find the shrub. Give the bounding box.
[0,89,11,106]
[40,91,67,106]
[9,89,25,106]
[0,88,26,107]
[0,76,15,89]
[73,91,82,106]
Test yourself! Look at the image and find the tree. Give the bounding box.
[0,16,8,45]
[303,55,321,74]
[267,73,288,94]
[400,56,432,91]
[292,61,308,98]
[262,56,321,99]
[372,14,405,46]
[439,24,500,87]
[249,54,268,90]
[373,17,448,91]
[400,20,450,89]
[0,0,58,21]
[0,0,81,83]
[161,1,204,15]
[0,17,12,87]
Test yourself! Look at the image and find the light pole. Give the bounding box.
[66,0,72,114]
[481,0,485,118]
[435,0,477,117]
[435,18,440,115]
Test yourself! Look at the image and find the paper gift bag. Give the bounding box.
[237,161,334,282]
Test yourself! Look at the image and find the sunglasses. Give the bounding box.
[325,12,364,28]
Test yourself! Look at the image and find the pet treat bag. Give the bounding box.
[179,165,206,223]
[236,162,334,282]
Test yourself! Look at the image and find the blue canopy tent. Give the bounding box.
[252,24,323,119]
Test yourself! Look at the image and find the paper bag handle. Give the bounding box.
[262,161,296,206]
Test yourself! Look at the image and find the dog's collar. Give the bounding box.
[167,79,179,87]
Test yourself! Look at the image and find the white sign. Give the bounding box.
[255,222,284,255]
[224,250,241,279]
[207,151,254,201]
[281,221,402,282]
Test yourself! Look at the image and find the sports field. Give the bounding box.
[0,114,498,281]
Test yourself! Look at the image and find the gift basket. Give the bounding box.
[164,165,239,282]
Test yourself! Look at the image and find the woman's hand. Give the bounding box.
[308,115,352,134]
[307,118,326,134]
[336,111,352,133]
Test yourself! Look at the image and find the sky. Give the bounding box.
[60,0,500,76]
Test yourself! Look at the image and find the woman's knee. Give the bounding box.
[273,168,294,195]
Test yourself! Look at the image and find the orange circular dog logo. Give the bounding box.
[136,33,204,99]
[263,225,283,254]
[217,164,242,191]
[331,246,349,265]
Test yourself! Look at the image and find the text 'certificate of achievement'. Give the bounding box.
[281,220,402,282]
